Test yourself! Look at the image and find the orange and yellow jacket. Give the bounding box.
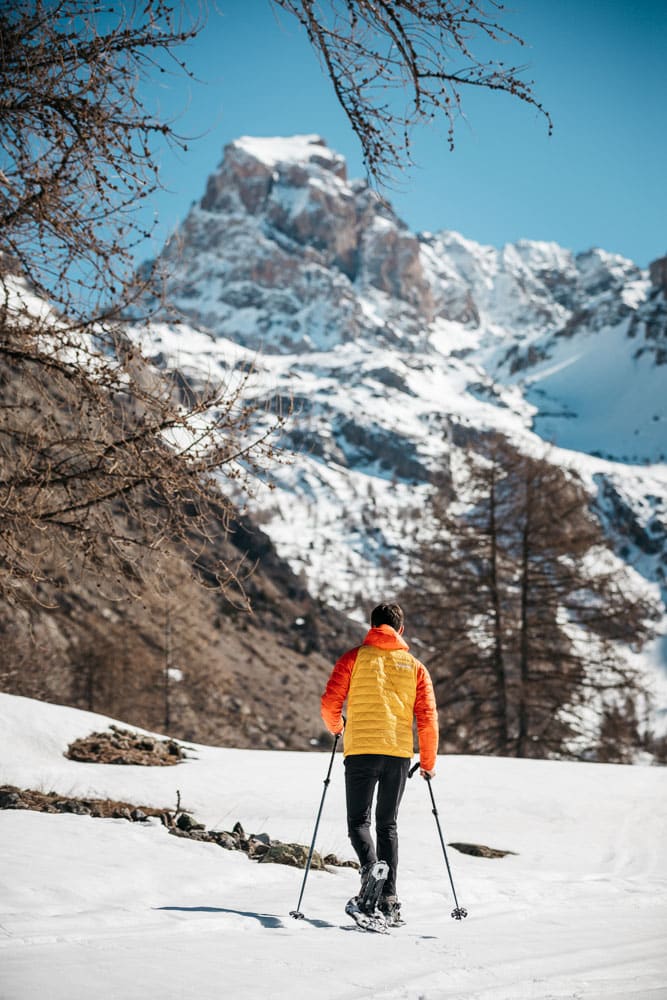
[321,624,439,772]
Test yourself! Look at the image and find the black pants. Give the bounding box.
[344,754,410,898]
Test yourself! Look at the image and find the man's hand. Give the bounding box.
[420,767,436,779]
[332,714,346,737]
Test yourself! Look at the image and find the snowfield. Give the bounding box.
[1,694,666,999]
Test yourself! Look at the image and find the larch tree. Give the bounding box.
[407,439,659,761]
[0,2,283,610]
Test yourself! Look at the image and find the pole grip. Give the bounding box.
[408,761,421,778]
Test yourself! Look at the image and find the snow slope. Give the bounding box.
[1,693,666,1000]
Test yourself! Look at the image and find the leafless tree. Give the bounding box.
[0,1,550,729]
[407,440,659,761]
[65,549,222,734]
[1,1,551,317]
[0,2,288,610]
[275,0,552,183]
[0,297,282,607]
[0,0,203,321]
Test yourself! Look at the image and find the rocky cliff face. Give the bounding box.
[634,256,667,367]
[150,134,434,352]
[137,135,667,632]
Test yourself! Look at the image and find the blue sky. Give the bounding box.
[139,1,666,269]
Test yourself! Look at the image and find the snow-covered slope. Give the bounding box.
[133,135,667,686]
[1,693,666,1000]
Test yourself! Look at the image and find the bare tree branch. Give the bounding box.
[0,0,203,320]
[274,0,552,183]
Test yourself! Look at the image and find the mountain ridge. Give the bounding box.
[135,133,667,723]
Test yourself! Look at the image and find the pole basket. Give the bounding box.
[451,906,468,920]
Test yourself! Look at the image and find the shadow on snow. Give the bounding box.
[155,905,337,930]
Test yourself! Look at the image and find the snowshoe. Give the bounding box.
[379,895,405,928]
[345,860,390,933]
[344,895,389,933]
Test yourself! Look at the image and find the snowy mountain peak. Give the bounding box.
[144,133,666,461]
[156,134,432,350]
[140,135,666,631]
[232,134,347,176]
[201,132,352,216]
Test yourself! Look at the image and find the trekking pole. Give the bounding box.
[409,762,468,920]
[290,730,341,920]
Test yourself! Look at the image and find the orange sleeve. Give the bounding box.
[321,648,356,735]
[415,662,439,771]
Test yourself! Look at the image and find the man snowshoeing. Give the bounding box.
[321,602,438,928]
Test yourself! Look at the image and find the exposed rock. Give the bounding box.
[366,366,417,397]
[210,831,240,851]
[149,135,439,351]
[176,812,205,832]
[594,475,666,558]
[0,789,22,809]
[170,827,210,842]
[359,213,434,317]
[449,842,517,859]
[66,726,186,766]
[0,785,166,821]
[507,342,551,375]
[259,842,322,868]
[337,417,431,483]
[247,837,271,859]
[0,784,376,872]
[324,853,359,869]
[631,264,667,367]
[60,800,90,815]
[649,256,667,293]
[266,166,358,279]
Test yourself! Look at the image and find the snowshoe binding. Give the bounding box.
[379,895,405,928]
[345,860,390,933]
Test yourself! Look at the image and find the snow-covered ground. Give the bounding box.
[1,693,666,1000]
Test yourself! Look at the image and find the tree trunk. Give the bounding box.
[516,477,532,757]
[488,464,510,752]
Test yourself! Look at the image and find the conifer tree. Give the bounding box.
[408,439,658,759]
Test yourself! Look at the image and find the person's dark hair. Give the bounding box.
[370,603,404,631]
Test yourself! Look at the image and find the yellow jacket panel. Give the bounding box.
[321,624,439,770]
